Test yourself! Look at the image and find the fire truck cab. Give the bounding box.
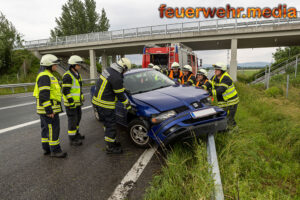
[142,43,198,75]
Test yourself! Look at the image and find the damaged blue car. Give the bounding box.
[91,68,227,148]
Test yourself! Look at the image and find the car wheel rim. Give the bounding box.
[130,124,149,145]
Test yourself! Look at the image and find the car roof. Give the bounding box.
[125,68,153,76]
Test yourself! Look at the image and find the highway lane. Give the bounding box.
[0,90,161,200]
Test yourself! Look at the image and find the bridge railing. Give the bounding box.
[22,11,300,49]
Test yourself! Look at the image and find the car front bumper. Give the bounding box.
[148,107,227,145]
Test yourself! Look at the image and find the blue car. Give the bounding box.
[91,68,227,148]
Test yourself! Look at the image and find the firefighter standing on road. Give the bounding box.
[181,65,196,86]
[195,69,212,92]
[168,62,183,83]
[92,58,132,154]
[33,54,67,158]
[62,55,85,146]
[211,62,239,127]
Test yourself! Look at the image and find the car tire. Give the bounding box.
[128,119,152,148]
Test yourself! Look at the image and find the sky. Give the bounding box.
[1,0,299,65]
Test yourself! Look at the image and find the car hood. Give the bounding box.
[132,85,208,112]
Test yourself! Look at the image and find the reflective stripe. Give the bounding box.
[121,99,129,105]
[39,86,51,91]
[41,138,49,143]
[223,88,236,97]
[113,88,125,93]
[49,139,60,146]
[92,99,115,109]
[92,96,116,105]
[42,101,51,107]
[76,126,79,130]
[218,97,239,107]
[68,130,77,135]
[105,136,115,143]
[62,84,72,87]
[48,124,52,142]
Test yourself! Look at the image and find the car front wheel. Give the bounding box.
[128,119,152,148]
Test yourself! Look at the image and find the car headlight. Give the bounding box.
[151,110,176,124]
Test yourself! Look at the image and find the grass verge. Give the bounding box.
[144,82,299,199]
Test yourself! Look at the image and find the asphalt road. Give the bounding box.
[0,88,161,200]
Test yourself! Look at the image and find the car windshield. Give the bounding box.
[124,70,175,94]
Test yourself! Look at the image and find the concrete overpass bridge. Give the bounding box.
[24,12,300,81]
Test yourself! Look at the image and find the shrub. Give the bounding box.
[265,86,283,97]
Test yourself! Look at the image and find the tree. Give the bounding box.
[272,46,300,63]
[51,0,110,38]
[0,12,22,74]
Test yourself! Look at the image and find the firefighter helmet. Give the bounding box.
[213,62,227,71]
[148,63,154,68]
[198,69,208,77]
[153,65,161,71]
[40,54,60,66]
[183,65,192,72]
[68,55,84,66]
[117,58,132,70]
[171,62,180,69]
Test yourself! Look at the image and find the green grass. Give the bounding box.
[144,82,300,199]
[237,69,260,77]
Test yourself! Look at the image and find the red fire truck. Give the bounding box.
[142,43,199,75]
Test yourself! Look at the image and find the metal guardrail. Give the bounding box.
[251,53,300,84]
[0,79,98,93]
[21,12,300,49]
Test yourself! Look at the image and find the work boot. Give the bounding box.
[70,139,82,146]
[51,151,68,158]
[106,142,123,154]
[76,133,85,140]
[43,150,51,156]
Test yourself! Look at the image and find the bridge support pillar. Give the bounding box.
[89,49,97,80]
[112,54,117,64]
[102,53,108,70]
[229,39,237,81]
[33,51,41,59]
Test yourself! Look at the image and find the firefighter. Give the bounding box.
[33,54,67,158]
[195,69,212,92]
[62,55,85,146]
[169,62,183,83]
[211,62,239,127]
[92,58,132,154]
[181,65,196,86]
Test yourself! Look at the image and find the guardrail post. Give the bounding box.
[56,36,58,45]
[286,74,289,98]
[264,67,268,88]
[198,21,200,31]
[24,86,28,92]
[235,18,237,29]
[216,19,218,30]
[76,35,78,44]
[110,32,112,40]
[123,29,125,38]
[150,26,152,35]
[136,28,138,37]
[295,56,298,78]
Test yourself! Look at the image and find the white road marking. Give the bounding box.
[0,93,90,111]
[0,105,92,135]
[108,146,158,200]
[0,102,35,111]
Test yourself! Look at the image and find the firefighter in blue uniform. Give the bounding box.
[62,55,85,146]
[33,54,67,158]
[92,58,132,154]
[211,62,239,127]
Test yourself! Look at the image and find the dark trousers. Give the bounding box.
[66,106,82,141]
[40,114,61,153]
[223,104,238,127]
[95,106,117,143]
